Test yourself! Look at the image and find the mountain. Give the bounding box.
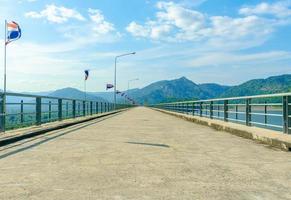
[88,90,139,103]
[129,77,229,105]
[220,74,291,98]
[23,91,53,96]
[48,87,106,102]
[198,83,231,98]
[4,74,290,105]
[126,74,291,104]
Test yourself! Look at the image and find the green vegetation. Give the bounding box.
[220,74,291,98]
[132,74,291,104]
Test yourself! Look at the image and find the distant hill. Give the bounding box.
[199,83,231,98]
[220,74,291,97]
[126,74,291,104]
[3,74,290,105]
[48,87,106,102]
[129,77,229,104]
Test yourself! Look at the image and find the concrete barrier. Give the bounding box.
[153,108,291,151]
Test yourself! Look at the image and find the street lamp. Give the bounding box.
[114,52,136,109]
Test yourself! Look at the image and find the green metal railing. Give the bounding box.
[152,93,291,134]
[0,92,134,132]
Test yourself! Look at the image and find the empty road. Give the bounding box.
[0,107,290,200]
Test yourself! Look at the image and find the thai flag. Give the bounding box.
[106,83,114,90]
[84,70,89,80]
[6,21,21,45]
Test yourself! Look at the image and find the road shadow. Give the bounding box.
[126,141,170,148]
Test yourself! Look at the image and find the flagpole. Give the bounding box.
[2,20,7,132]
[84,80,87,101]
[4,20,7,95]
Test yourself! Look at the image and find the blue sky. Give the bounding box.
[0,0,291,92]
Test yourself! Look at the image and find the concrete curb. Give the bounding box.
[153,108,291,152]
[0,109,128,147]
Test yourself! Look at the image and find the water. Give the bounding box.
[169,107,283,132]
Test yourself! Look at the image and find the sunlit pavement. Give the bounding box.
[0,107,290,200]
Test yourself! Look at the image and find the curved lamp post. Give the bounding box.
[114,52,136,109]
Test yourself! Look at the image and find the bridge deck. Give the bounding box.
[0,107,290,199]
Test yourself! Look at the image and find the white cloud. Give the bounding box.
[25,4,85,23]
[162,0,207,7]
[88,8,115,35]
[60,8,119,44]
[126,1,276,44]
[188,51,291,67]
[239,1,291,18]
[127,1,205,41]
[126,22,150,37]
[156,1,205,31]
[209,15,273,39]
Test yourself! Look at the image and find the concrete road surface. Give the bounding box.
[0,107,290,200]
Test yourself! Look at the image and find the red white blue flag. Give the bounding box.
[6,21,21,45]
[84,70,89,80]
[106,83,114,90]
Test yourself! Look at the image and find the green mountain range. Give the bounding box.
[20,74,291,105]
[221,74,291,97]
[128,74,291,104]
[48,88,106,102]
[129,77,228,104]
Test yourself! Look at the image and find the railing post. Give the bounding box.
[72,100,76,118]
[58,99,62,121]
[49,101,52,121]
[20,100,24,124]
[78,103,80,117]
[66,102,69,118]
[36,97,42,125]
[90,101,93,115]
[210,101,213,119]
[200,102,203,117]
[246,98,251,126]
[94,102,96,114]
[224,100,228,122]
[192,103,195,116]
[205,104,208,116]
[264,101,267,125]
[0,94,6,131]
[235,105,238,120]
[100,102,103,113]
[83,101,86,116]
[96,102,99,114]
[283,96,291,134]
[105,102,107,113]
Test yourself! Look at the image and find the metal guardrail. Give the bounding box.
[152,93,291,134]
[0,92,134,132]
